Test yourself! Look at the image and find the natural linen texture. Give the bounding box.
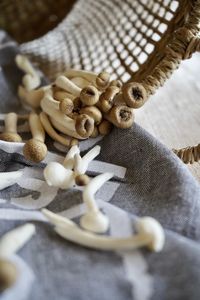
[0,31,200,300]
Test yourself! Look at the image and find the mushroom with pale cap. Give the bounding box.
[42,210,165,252]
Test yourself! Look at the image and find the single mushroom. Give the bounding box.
[80,85,99,106]
[42,210,165,252]
[23,113,47,163]
[63,145,80,169]
[0,112,22,142]
[64,69,97,82]
[109,79,122,89]
[122,82,147,108]
[104,105,134,129]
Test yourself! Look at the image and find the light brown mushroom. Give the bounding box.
[96,71,110,90]
[104,105,134,129]
[122,82,147,108]
[98,86,120,113]
[59,98,74,115]
[80,85,99,106]
[75,114,94,138]
[80,106,102,125]
[23,113,47,163]
[98,120,113,135]
[75,174,90,186]
[0,113,22,142]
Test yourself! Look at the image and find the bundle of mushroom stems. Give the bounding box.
[0,54,147,163]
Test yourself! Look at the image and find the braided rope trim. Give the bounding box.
[173,144,200,164]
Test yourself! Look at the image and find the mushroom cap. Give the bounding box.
[0,132,22,143]
[136,217,165,252]
[80,211,109,233]
[0,259,17,292]
[23,138,47,163]
[44,162,74,188]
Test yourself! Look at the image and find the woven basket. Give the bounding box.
[0,0,200,164]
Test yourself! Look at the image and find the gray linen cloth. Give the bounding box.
[0,31,200,300]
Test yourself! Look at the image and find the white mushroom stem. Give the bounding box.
[55,76,81,96]
[74,145,101,175]
[42,210,165,252]
[43,162,75,189]
[0,223,36,257]
[63,145,80,169]
[79,172,113,233]
[0,170,23,190]
[64,69,97,82]
[71,77,91,88]
[18,85,46,108]
[40,112,72,147]
[15,55,40,90]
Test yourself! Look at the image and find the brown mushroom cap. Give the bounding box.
[96,72,110,90]
[23,138,47,163]
[80,85,99,106]
[105,105,134,129]
[122,82,147,108]
[75,114,94,138]
[0,132,22,143]
[0,259,18,292]
[98,120,113,135]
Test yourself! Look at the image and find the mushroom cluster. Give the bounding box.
[0,55,140,163]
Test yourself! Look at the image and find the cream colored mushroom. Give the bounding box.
[0,112,22,142]
[42,210,165,252]
[55,76,81,96]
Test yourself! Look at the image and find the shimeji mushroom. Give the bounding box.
[0,223,35,292]
[74,145,101,175]
[55,76,81,96]
[42,209,165,252]
[23,112,47,163]
[15,54,41,91]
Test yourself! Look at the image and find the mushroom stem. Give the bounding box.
[40,112,73,147]
[55,76,81,96]
[0,112,22,142]
[23,113,47,162]
[63,145,80,169]
[71,77,91,88]
[74,145,101,175]
[0,223,36,257]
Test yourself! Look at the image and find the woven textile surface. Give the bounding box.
[1,32,200,300]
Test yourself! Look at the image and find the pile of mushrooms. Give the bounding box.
[0,55,139,163]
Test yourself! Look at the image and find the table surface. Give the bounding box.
[135,53,200,183]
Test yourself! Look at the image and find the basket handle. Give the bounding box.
[125,28,200,164]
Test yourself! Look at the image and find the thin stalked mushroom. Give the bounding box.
[122,82,147,108]
[0,112,22,142]
[42,209,165,252]
[55,76,81,96]
[74,145,101,175]
[23,113,47,163]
